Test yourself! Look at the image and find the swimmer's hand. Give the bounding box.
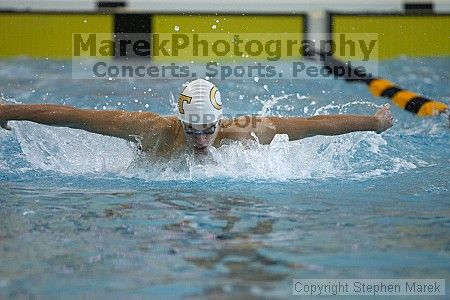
[0,99,12,131]
[374,104,394,134]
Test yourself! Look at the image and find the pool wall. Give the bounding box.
[0,0,449,60]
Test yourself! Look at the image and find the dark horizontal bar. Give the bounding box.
[98,1,126,8]
[404,2,433,11]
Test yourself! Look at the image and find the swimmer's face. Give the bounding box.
[182,122,219,154]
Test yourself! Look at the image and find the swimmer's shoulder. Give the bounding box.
[139,115,184,152]
[131,113,180,132]
[219,116,276,131]
[217,116,276,144]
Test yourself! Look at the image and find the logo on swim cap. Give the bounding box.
[177,79,223,125]
[178,94,192,114]
[209,86,222,110]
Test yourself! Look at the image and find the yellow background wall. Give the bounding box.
[0,13,305,60]
[152,15,305,61]
[0,14,113,58]
[332,15,450,60]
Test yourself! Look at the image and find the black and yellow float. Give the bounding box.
[306,49,448,117]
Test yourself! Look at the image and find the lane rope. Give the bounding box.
[304,49,448,118]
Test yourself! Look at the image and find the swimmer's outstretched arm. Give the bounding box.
[270,105,394,140]
[0,103,161,141]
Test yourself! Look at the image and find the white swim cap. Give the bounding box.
[177,79,222,125]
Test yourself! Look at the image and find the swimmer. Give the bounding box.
[0,79,394,155]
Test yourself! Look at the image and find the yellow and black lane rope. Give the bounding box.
[305,49,448,117]
[367,79,448,117]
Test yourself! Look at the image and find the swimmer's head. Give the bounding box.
[177,79,222,125]
[177,79,222,153]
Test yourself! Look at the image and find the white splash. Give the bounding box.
[13,121,135,174]
[11,119,417,182]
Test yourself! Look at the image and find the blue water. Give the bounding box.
[0,57,449,299]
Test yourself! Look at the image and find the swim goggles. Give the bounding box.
[183,123,217,135]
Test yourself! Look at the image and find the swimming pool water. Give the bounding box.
[0,57,449,299]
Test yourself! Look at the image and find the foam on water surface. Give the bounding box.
[8,112,418,182]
